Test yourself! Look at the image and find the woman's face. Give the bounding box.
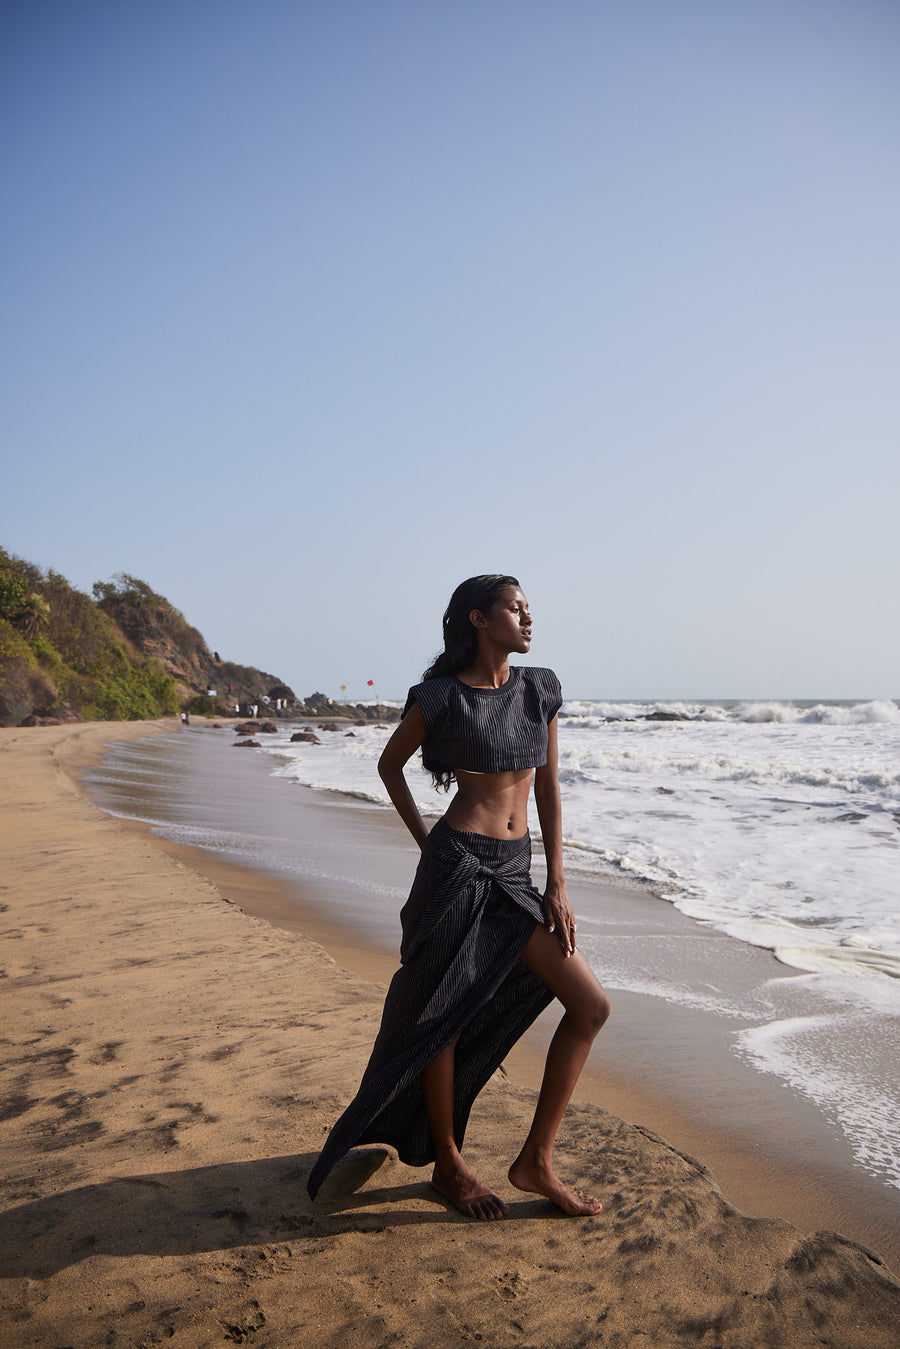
[472,586,533,654]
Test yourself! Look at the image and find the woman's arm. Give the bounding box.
[533,716,576,956]
[377,701,430,850]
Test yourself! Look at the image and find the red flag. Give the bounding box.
[367,680,374,686]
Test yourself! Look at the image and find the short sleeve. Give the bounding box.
[402,679,450,733]
[540,669,563,721]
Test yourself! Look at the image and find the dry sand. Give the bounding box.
[1,720,899,1349]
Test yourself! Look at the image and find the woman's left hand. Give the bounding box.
[543,878,577,958]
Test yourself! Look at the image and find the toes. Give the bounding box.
[467,1194,509,1221]
[556,1186,602,1216]
[431,1172,511,1220]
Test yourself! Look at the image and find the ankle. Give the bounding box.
[513,1143,553,1173]
[433,1146,463,1173]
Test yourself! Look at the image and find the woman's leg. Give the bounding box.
[508,925,610,1215]
[423,1040,510,1220]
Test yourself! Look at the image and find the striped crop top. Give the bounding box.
[402,666,563,776]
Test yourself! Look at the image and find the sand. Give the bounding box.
[1,720,899,1349]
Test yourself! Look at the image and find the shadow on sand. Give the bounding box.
[1,1148,553,1277]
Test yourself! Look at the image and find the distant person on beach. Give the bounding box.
[307,574,610,1219]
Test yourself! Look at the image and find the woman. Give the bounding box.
[307,575,610,1219]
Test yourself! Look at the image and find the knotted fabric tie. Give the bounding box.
[402,829,544,1023]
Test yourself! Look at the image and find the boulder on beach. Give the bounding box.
[232,738,260,748]
[234,721,260,734]
[318,721,341,732]
[291,731,321,744]
[258,721,278,733]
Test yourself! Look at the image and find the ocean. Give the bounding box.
[84,696,900,1201]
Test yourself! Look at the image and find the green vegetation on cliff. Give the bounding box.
[92,574,210,676]
[0,549,179,725]
[0,549,294,727]
[91,573,296,713]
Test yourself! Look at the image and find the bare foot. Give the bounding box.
[508,1156,602,1216]
[431,1160,510,1221]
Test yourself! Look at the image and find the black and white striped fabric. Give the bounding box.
[306,818,554,1197]
[402,666,562,777]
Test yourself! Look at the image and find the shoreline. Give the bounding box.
[77,720,900,1266]
[2,720,899,1349]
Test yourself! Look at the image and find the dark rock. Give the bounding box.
[291,731,321,744]
[234,721,260,734]
[258,721,278,733]
[0,664,62,728]
[318,722,341,732]
[233,739,260,748]
[354,719,367,726]
[19,714,63,727]
[301,691,335,715]
[345,731,356,737]
[267,684,294,703]
[642,711,691,721]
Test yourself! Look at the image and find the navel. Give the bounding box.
[507,819,514,830]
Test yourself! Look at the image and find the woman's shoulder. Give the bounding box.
[518,667,563,715]
[407,673,457,699]
[518,665,561,689]
[403,675,457,725]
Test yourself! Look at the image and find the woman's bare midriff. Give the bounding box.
[442,767,534,839]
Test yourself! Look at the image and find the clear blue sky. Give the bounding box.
[2,0,898,700]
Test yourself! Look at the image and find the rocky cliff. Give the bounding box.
[0,552,296,726]
[92,575,295,713]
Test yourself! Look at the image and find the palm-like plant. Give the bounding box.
[18,593,51,640]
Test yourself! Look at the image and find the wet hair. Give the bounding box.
[420,574,520,789]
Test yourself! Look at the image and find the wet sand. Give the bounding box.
[1,719,899,1349]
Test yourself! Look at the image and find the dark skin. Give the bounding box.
[378,587,610,1220]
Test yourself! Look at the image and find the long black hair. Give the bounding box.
[421,574,520,683]
[420,574,520,790]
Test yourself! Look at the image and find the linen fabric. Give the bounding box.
[402,666,563,777]
[306,817,554,1197]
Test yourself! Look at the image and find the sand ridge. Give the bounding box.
[1,721,898,1348]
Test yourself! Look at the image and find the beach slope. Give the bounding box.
[1,722,898,1348]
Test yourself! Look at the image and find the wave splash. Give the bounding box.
[561,698,899,726]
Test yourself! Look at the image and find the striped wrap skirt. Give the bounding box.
[306,816,554,1197]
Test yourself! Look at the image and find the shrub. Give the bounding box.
[0,548,180,725]
[183,693,219,716]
